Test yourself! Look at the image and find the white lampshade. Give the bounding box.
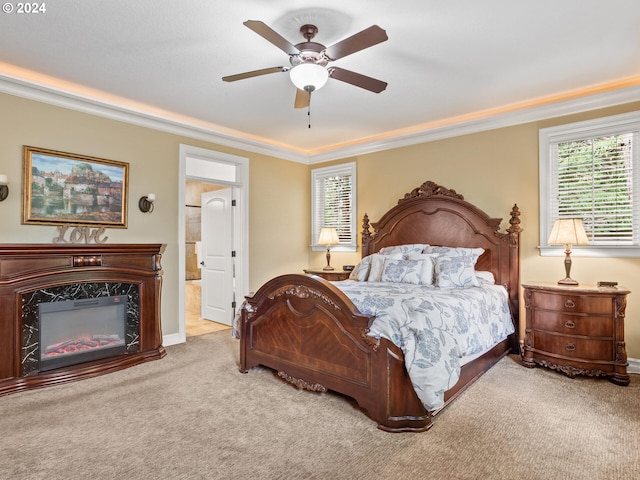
[548,218,589,246]
[290,63,329,92]
[317,227,339,246]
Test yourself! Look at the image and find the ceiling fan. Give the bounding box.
[222,20,389,109]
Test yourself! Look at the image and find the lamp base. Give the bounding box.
[558,248,578,285]
[323,246,334,271]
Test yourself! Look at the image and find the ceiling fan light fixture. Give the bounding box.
[289,63,329,92]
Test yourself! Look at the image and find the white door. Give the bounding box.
[200,188,234,325]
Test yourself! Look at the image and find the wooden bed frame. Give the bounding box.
[239,181,522,432]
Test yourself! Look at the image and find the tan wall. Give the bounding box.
[2,91,639,359]
[0,93,309,337]
[311,101,640,359]
[248,152,310,289]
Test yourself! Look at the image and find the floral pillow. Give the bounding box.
[424,246,484,258]
[406,253,439,285]
[349,255,373,281]
[435,253,482,288]
[367,253,403,282]
[378,244,428,256]
[380,258,426,285]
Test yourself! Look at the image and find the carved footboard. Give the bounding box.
[239,274,433,432]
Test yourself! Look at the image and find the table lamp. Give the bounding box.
[548,218,589,285]
[317,227,340,271]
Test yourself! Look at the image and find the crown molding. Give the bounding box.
[2,74,639,165]
[304,84,640,163]
[0,74,307,163]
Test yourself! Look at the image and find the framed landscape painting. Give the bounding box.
[22,146,129,228]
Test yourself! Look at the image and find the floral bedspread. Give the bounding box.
[333,280,514,410]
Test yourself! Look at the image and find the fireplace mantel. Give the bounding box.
[0,243,166,395]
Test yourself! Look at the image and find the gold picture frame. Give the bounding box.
[22,146,129,228]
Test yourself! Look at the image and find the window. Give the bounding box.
[311,162,357,252]
[539,111,640,257]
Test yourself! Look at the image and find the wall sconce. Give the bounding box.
[0,174,8,202]
[317,227,340,271]
[548,218,589,285]
[138,193,155,213]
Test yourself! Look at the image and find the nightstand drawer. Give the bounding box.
[531,291,612,315]
[533,331,613,361]
[533,310,613,337]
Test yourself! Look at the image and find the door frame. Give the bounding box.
[172,144,249,345]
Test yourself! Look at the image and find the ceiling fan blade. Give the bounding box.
[243,20,300,56]
[323,25,388,61]
[222,66,287,82]
[294,88,310,109]
[328,67,387,93]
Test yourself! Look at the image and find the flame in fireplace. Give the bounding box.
[43,334,125,358]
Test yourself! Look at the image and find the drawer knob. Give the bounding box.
[564,320,576,329]
[564,299,576,309]
[565,343,576,351]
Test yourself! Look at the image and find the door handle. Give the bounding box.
[200,261,205,266]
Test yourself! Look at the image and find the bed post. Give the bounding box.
[361,213,372,257]
[507,203,522,354]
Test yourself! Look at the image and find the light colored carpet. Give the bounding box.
[1,331,638,480]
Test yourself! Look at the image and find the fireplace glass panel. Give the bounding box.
[39,296,127,371]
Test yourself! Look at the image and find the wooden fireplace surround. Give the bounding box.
[0,243,166,395]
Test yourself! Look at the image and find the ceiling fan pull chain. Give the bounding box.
[308,104,311,128]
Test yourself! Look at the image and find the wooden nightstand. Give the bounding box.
[303,269,351,281]
[521,282,630,386]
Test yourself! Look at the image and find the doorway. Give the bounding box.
[176,145,249,344]
[184,181,233,336]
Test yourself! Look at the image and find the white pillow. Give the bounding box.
[475,270,495,285]
[349,255,373,281]
[380,258,426,285]
[368,253,403,282]
[406,253,438,285]
[378,244,428,256]
[424,246,484,288]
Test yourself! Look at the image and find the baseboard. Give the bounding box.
[628,357,640,375]
[163,332,186,347]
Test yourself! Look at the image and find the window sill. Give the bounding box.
[539,246,640,258]
[311,245,357,253]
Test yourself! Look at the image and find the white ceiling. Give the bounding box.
[1,0,640,162]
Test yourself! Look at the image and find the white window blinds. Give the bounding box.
[552,133,637,244]
[540,111,640,257]
[311,163,356,251]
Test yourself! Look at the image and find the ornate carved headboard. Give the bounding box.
[361,181,522,337]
